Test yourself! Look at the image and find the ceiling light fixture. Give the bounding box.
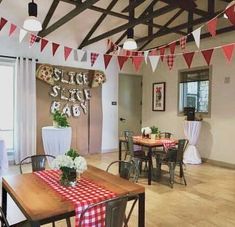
[23,0,42,32]
[123,28,137,50]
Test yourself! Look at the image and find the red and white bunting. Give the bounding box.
[183,52,195,68]
[29,34,37,48]
[81,51,87,62]
[159,46,165,62]
[201,49,214,65]
[144,50,149,64]
[179,36,187,50]
[132,56,144,72]
[52,42,60,56]
[64,46,72,61]
[166,54,175,70]
[148,55,160,72]
[0,17,7,31]
[169,42,176,54]
[9,23,17,37]
[73,49,79,61]
[207,18,217,37]
[40,38,49,52]
[103,54,112,69]
[192,27,201,48]
[19,29,27,43]
[117,56,128,70]
[222,44,234,62]
[90,52,99,66]
[225,4,235,26]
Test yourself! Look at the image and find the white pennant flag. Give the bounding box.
[73,49,79,61]
[192,27,201,48]
[148,55,160,72]
[144,50,149,64]
[19,29,27,43]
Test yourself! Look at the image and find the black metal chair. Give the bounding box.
[0,207,9,227]
[78,194,138,227]
[153,132,173,157]
[157,139,189,188]
[122,130,134,160]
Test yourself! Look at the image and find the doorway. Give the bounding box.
[118,74,142,136]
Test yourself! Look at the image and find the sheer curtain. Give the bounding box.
[14,57,36,164]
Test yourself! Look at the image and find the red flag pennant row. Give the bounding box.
[179,36,187,50]
[132,56,144,72]
[222,44,234,62]
[159,46,165,62]
[207,18,217,37]
[183,52,195,68]
[9,23,17,36]
[103,54,112,69]
[169,42,176,54]
[29,34,37,48]
[64,46,72,61]
[0,17,7,31]
[225,4,235,26]
[41,38,49,52]
[91,52,99,66]
[52,42,60,56]
[117,56,128,70]
[166,54,175,70]
[201,49,214,65]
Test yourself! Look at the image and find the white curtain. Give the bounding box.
[14,57,36,164]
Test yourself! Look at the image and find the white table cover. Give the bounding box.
[0,139,8,175]
[42,126,72,164]
[183,121,202,164]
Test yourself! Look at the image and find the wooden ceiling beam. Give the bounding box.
[38,0,100,37]
[122,0,145,13]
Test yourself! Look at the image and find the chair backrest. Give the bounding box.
[176,139,189,162]
[160,132,172,139]
[123,130,134,139]
[126,134,135,157]
[0,207,10,227]
[20,154,55,174]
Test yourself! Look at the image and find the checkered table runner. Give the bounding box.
[35,170,116,227]
[161,139,176,151]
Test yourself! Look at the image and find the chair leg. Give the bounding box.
[66,218,71,227]
[180,164,187,186]
[52,222,56,227]
[169,162,175,188]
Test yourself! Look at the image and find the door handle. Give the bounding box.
[120,117,126,122]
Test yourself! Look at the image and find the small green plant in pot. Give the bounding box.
[52,110,69,128]
[150,126,158,140]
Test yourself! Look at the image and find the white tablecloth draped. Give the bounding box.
[42,127,72,163]
[183,121,202,164]
[0,139,8,175]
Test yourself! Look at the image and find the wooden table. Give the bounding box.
[2,165,145,227]
[119,136,177,185]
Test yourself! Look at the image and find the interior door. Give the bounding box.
[118,74,142,136]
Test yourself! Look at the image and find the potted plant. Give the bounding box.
[150,126,158,140]
[52,110,69,128]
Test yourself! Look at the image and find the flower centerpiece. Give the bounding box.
[52,110,69,128]
[150,126,159,140]
[52,149,87,186]
[141,127,152,138]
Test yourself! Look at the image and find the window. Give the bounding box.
[178,67,211,115]
[0,62,15,151]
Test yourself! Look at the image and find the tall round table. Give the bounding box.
[183,120,202,164]
[0,139,8,175]
[42,126,72,162]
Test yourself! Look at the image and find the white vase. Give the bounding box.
[150,134,157,140]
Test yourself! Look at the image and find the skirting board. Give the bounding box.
[202,158,235,169]
[101,149,117,153]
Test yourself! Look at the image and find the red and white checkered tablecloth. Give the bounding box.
[35,170,116,227]
[161,139,176,151]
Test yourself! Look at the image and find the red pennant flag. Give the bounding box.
[201,49,214,65]
[179,36,187,50]
[9,23,17,36]
[225,5,235,26]
[117,56,128,70]
[222,44,234,62]
[169,42,176,54]
[64,47,72,61]
[149,49,157,56]
[91,52,99,66]
[29,34,37,48]
[207,18,217,37]
[104,54,112,69]
[166,54,175,70]
[159,46,165,61]
[132,56,144,72]
[183,52,195,68]
[52,42,60,56]
[126,50,132,57]
[41,38,49,52]
[0,17,7,31]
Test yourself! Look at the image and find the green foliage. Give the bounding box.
[150,126,158,134]
[66,148,79,160]
[52,110,69,127]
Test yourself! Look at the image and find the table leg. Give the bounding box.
[2,186,7,217]
[138,192,145,227]
[30,221,40,227]
[156,154,162,178]
[118,140,122,173]
[147,147,152,185]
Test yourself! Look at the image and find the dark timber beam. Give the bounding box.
[78,0,118,49]
[188,10,193,34]
[38,0,100,37]
[208,0,215,15]
[122,0,145,13]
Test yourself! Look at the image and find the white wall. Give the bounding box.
[142,31,235,165]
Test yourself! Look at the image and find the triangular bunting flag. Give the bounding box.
[19,29,27,43]
[183,52,195,68]
[159,46,165,61]
[104,54,112,69]
[29,34,37,48]
[169,42,176,54]
[222,44,234,62]
[167,54,175,70]
[149,49,157,56]
[91,52,99,66]
[81,51,87,62]
[52,42,60,56]
[201,49,214,65]
[132,56,144,72]
[64,46,72,61]
[40,38,48,52]
[74,49,79,61]
[144,50,149,64]
[179,36,187,50]
[9,23,17,36]
[207,18,217,37]
[148,55,160,72]
[0,17,7,31]
[192,27,201,48]
[117,56,128,70]
[225,5,235,26]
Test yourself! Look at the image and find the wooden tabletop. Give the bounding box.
[2,165,145,222]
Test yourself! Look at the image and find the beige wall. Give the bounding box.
[142,31,235,165]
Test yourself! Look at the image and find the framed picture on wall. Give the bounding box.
[152,82,165,111]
